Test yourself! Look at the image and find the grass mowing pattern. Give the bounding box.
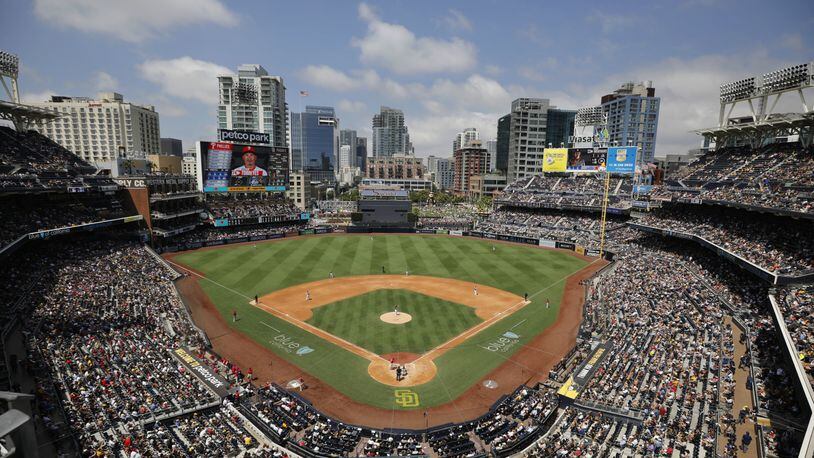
[307,289,482,355]
[174,235,590,409]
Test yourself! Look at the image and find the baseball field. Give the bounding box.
[168,234,596,414]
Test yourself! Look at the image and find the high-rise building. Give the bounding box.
[506,98,551,181]
[545,109,576,148]
[339,145,352,169]
[217,64,287,148]
[160,138,182,156]
[496,114,511,173]
[486,139,497,172]
[339,129,358,167]
[427,155,453,190]
[291,105,339,183]
[30,92,160,164]
[366,154,424,180]
[453,144,488,195]
[356,137,368,172]
[372,106,411,157]
[601,81,660,163]
[453,127,480,154]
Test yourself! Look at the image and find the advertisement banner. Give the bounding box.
[606,146,637,174]
[173,347,233,398]
[213,218,230,227]
[435,229,449,235]
[556,241,576,251]
[586,248,600,257]
[567,148,607,171]
[539,239,556,248]
[200,141,288,192]
[575,245,586,255]
[633,185,653,194]
[542,148,568,172]
[449,230,463,236]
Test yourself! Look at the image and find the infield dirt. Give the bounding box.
[166,238,606,429]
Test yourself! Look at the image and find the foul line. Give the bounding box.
[167,256,603,371]
[413,257,603,364]
[166,258,387,364]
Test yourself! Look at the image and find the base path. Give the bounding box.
[252,275,526,386]
[165,237,607,429]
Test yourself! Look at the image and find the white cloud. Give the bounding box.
[21,89,57,103]
[300,65,413,98]
[94,72,118,91]
[441,9,472,31]
[301,65,359,92]
[337,99,367,113]
[33,0,238,43]
[353,3,477,75]
[428,74,512,112]
[138,57,230,105]
[409,111,500,155]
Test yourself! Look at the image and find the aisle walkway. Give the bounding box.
[718,317,759,458]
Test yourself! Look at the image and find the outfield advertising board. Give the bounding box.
[606,146,638,174]
[542,148,568,172]
[567,148,607,171]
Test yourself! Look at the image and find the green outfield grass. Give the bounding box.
[307,289,482,355]
[173,234,590,410]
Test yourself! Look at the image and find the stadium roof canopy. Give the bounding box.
[695,112,814,147]
[0,100,60,131]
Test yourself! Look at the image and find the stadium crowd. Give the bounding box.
[207,199,300,220]
[657,143,814,214]
[637,207,814,275]
[0,196,129,248]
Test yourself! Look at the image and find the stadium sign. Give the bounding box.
[481,330,521,353]
[218,129,271,144]
[173,347,233,397]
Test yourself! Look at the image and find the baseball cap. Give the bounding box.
[242,146,256,155]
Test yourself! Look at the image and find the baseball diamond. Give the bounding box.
[168,234,597,417]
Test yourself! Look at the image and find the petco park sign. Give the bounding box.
[218,129,270,144]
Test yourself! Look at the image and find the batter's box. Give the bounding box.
[394,389,420,407]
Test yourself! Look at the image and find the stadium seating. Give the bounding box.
[2,126,811,457]
[657,143,814,214]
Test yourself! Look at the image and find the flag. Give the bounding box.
[299,90,309,96]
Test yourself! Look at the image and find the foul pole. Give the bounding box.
[598,166,611,258]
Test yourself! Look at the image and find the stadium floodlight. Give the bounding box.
[761,63,811,92]
[719,77,756,102]
[575,106,605,126]
[0,50,18,78]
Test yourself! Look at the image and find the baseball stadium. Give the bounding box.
[2,12,814,458]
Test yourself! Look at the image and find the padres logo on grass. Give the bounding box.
[394,389,420,407]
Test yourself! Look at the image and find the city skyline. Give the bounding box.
[2,0,812,158]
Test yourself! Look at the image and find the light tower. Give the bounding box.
[0,50,20,103]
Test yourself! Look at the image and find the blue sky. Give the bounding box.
[2,0,812,157]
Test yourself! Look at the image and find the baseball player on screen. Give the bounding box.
[231,146,268,186]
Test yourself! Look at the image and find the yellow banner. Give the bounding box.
[543,148,568,172]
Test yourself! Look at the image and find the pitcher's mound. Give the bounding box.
[380,312,412,324]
